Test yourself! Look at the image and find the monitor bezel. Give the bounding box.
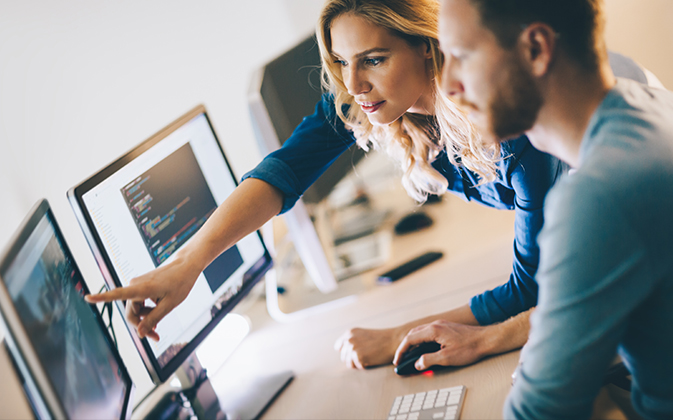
[67,104,273,383]
[0,199,135,420]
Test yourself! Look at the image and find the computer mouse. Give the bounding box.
[394,212,433,235]
[394,341,441,375]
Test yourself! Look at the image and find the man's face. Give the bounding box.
[439,0,543,144]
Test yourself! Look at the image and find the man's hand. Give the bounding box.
[335,306,532,371]
[334,327,406,369]
[393,320,491,371]
[85,255,201,341]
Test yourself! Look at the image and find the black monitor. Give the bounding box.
[67,105,274,384]
[0,199,135,420]
[251,34,365,204]
[248,35,365,293]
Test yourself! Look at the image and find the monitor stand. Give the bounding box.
[175,354,294,420]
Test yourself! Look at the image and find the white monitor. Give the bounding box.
[67,105,274,384]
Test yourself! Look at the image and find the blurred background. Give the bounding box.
[1,0,671,401]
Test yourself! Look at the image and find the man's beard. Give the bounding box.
[489,54,544,142]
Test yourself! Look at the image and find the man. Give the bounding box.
[396,0,673,418]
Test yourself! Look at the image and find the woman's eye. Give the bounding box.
[333,59,347,67]
[364,57,384,66]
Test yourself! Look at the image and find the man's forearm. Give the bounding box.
[397,305,534,358]
[480,307,534,356]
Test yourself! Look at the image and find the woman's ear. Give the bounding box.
[519,23,556,77]
[422,39,433,59]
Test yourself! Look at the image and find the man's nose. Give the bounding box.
[441,58,464,97]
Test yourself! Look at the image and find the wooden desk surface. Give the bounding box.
[0,191,626,419]
[210,237,517,419]
[206,194,522,419]
[207,193,627,420]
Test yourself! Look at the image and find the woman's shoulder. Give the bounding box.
[499,135,569,203]
[499,134,531,157]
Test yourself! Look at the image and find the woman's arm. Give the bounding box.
[469,139,567,324]
[85,176,284,340]
[87,96,356,339]
[335,138,558,369]
[243,94,357,213]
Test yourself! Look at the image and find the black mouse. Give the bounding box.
[394,212,433,235]
[394,341,441,375]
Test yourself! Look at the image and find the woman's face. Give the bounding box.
[330,13,435,126]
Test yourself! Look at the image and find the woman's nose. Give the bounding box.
[344,68,371,96]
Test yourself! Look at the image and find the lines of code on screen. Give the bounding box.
[121,143,217,267]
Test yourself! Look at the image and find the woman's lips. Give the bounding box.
[359,100,385,113]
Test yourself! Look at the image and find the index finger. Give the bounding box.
[84,284,147,303]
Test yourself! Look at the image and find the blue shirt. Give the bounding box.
[243,94,567,325]
[504,79,673,419]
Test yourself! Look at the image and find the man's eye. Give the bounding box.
[451,51,466,61]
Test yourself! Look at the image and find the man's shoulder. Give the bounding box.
[608,51,648,84]
[547,126,673,247]
[583,79,673,164]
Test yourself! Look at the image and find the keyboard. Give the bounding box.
[387,385,466,420]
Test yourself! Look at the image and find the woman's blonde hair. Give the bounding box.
[316,0,501,201]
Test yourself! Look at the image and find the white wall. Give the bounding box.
[0,0,671,406]
[0,0,325,401]
[604,0,673,89]
[0,0,325,245]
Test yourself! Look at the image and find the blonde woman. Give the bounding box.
[87,0,648,370]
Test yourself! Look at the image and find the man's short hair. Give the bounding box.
[468,0,606,71]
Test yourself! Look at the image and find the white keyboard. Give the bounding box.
[387,385,466,420]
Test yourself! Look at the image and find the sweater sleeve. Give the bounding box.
[503,179,655,419]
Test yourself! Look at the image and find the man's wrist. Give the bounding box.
[477,322,511,357]
[478,313,530,357]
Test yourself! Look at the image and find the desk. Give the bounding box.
[0,191,627,419]
[162,191,520,419]
[203,192,627,420]
[215,194,505,418]
[227,238,520,419]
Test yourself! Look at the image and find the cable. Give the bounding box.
[98,285,119,351]
[180,368,209,401]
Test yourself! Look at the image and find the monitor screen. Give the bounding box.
[0,199,134,420]
[67,105,273,383]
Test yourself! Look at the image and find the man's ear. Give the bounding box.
[519,23,556,77]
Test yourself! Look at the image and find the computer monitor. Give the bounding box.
[248,34,366,293]
[0,199,135,420]
[67,105,274,384]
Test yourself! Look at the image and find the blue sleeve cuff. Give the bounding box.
[469,292,509,326]
[241,157,303,214]
[241,94,356,215]
[469,269,539,325]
